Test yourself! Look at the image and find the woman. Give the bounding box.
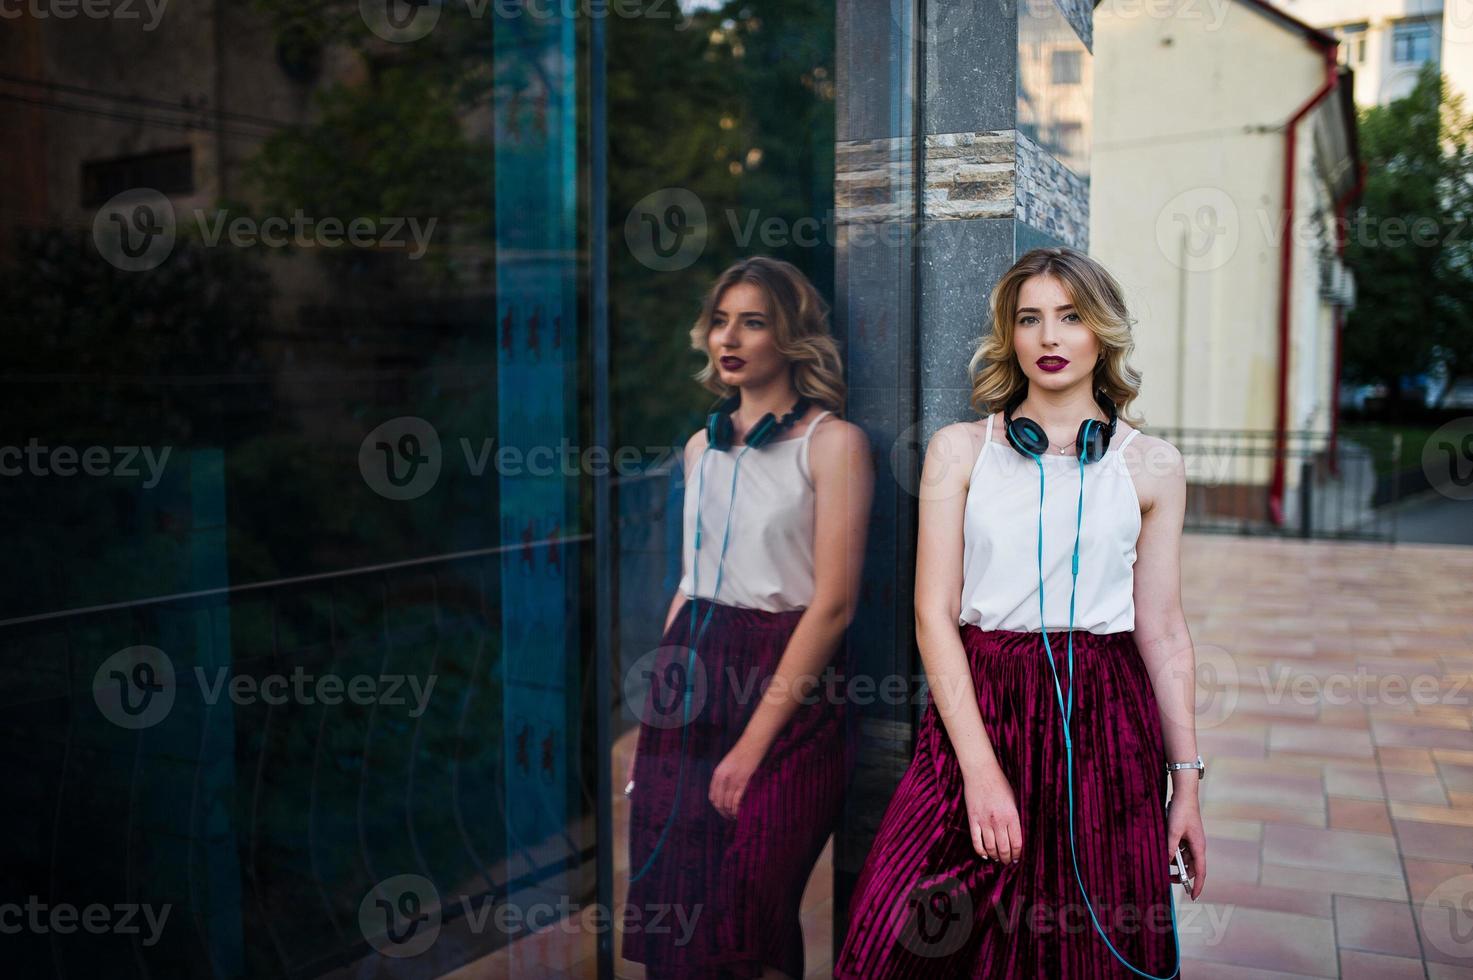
[622,256,874,979]
[835,247,1208,978]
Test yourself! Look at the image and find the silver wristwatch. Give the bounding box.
[1166,754,1205,779]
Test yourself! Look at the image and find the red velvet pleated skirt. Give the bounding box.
[834,624,1180,979]
[623,597,851,980]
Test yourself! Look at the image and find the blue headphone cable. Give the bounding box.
[629,443,749,884]
[1028,424,1183,979]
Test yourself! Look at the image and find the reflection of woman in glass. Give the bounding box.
[622,256,874,979]
[836,248,1207,977]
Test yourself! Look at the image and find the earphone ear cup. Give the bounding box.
[707,410,732,451]
[1007,417,1049,457]
[1077,418,1107,463]
[745,413,778,449]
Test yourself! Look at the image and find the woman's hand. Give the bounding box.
[709,740,764,820]
[1166,792,1207,901]
[963,764,1023,864]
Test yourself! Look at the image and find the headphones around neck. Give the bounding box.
[1003,387,1118,463]
[1002,383,1184,979]
[706,393,812,451]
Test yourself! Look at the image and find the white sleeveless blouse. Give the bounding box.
[679,410,834,613]
[959,412,1143,633]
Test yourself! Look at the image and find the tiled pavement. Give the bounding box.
[471,534,1473,978]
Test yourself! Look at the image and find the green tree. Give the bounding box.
[1344,61,1473,416]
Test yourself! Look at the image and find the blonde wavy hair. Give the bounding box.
[689,256,846,413]
[968,246,1145,428]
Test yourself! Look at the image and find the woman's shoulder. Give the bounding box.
[1115,425,1184,511]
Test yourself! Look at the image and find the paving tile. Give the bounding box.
[1394,819,1473,862]
[1332,894,1421,956]
[1176,903,1337,976]
[1372,720,1473,752]
[1325,765,1387,801]
[1206,816,1265,842]
[1338,949,1430,979]
[1440,762,1473,793]
[1258,863,1408,901]
[1379,747,1438,773]
[1268,723,1374,759]
[1329,797,1393,834]
[1193,879,1332,918]
[1383,770,1452,805]
[1208,835,1263,884]
[1391,803,1473,828]
[1203,801,1325,827]
[1262,824,1402,878]
[1179,960,1334,980]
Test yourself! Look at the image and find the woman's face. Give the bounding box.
[1011,273,1101,394]
[708,281,785,389]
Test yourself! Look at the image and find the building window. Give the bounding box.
[1392,19,1433,64]
[1051,49,1080,85]
[80,148,194,208]
[1336,23,1367,66]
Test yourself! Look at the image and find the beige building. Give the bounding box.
[1092,0,1360,525]
[1272,0,1473,108]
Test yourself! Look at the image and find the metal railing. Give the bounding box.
[1144,427,1400,542]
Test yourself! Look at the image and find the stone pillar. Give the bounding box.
[832,0,1094,952]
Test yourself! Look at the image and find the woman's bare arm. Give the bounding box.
[1128,437,1200,788]
[913,422,1000,781]
[730,418,874,758]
